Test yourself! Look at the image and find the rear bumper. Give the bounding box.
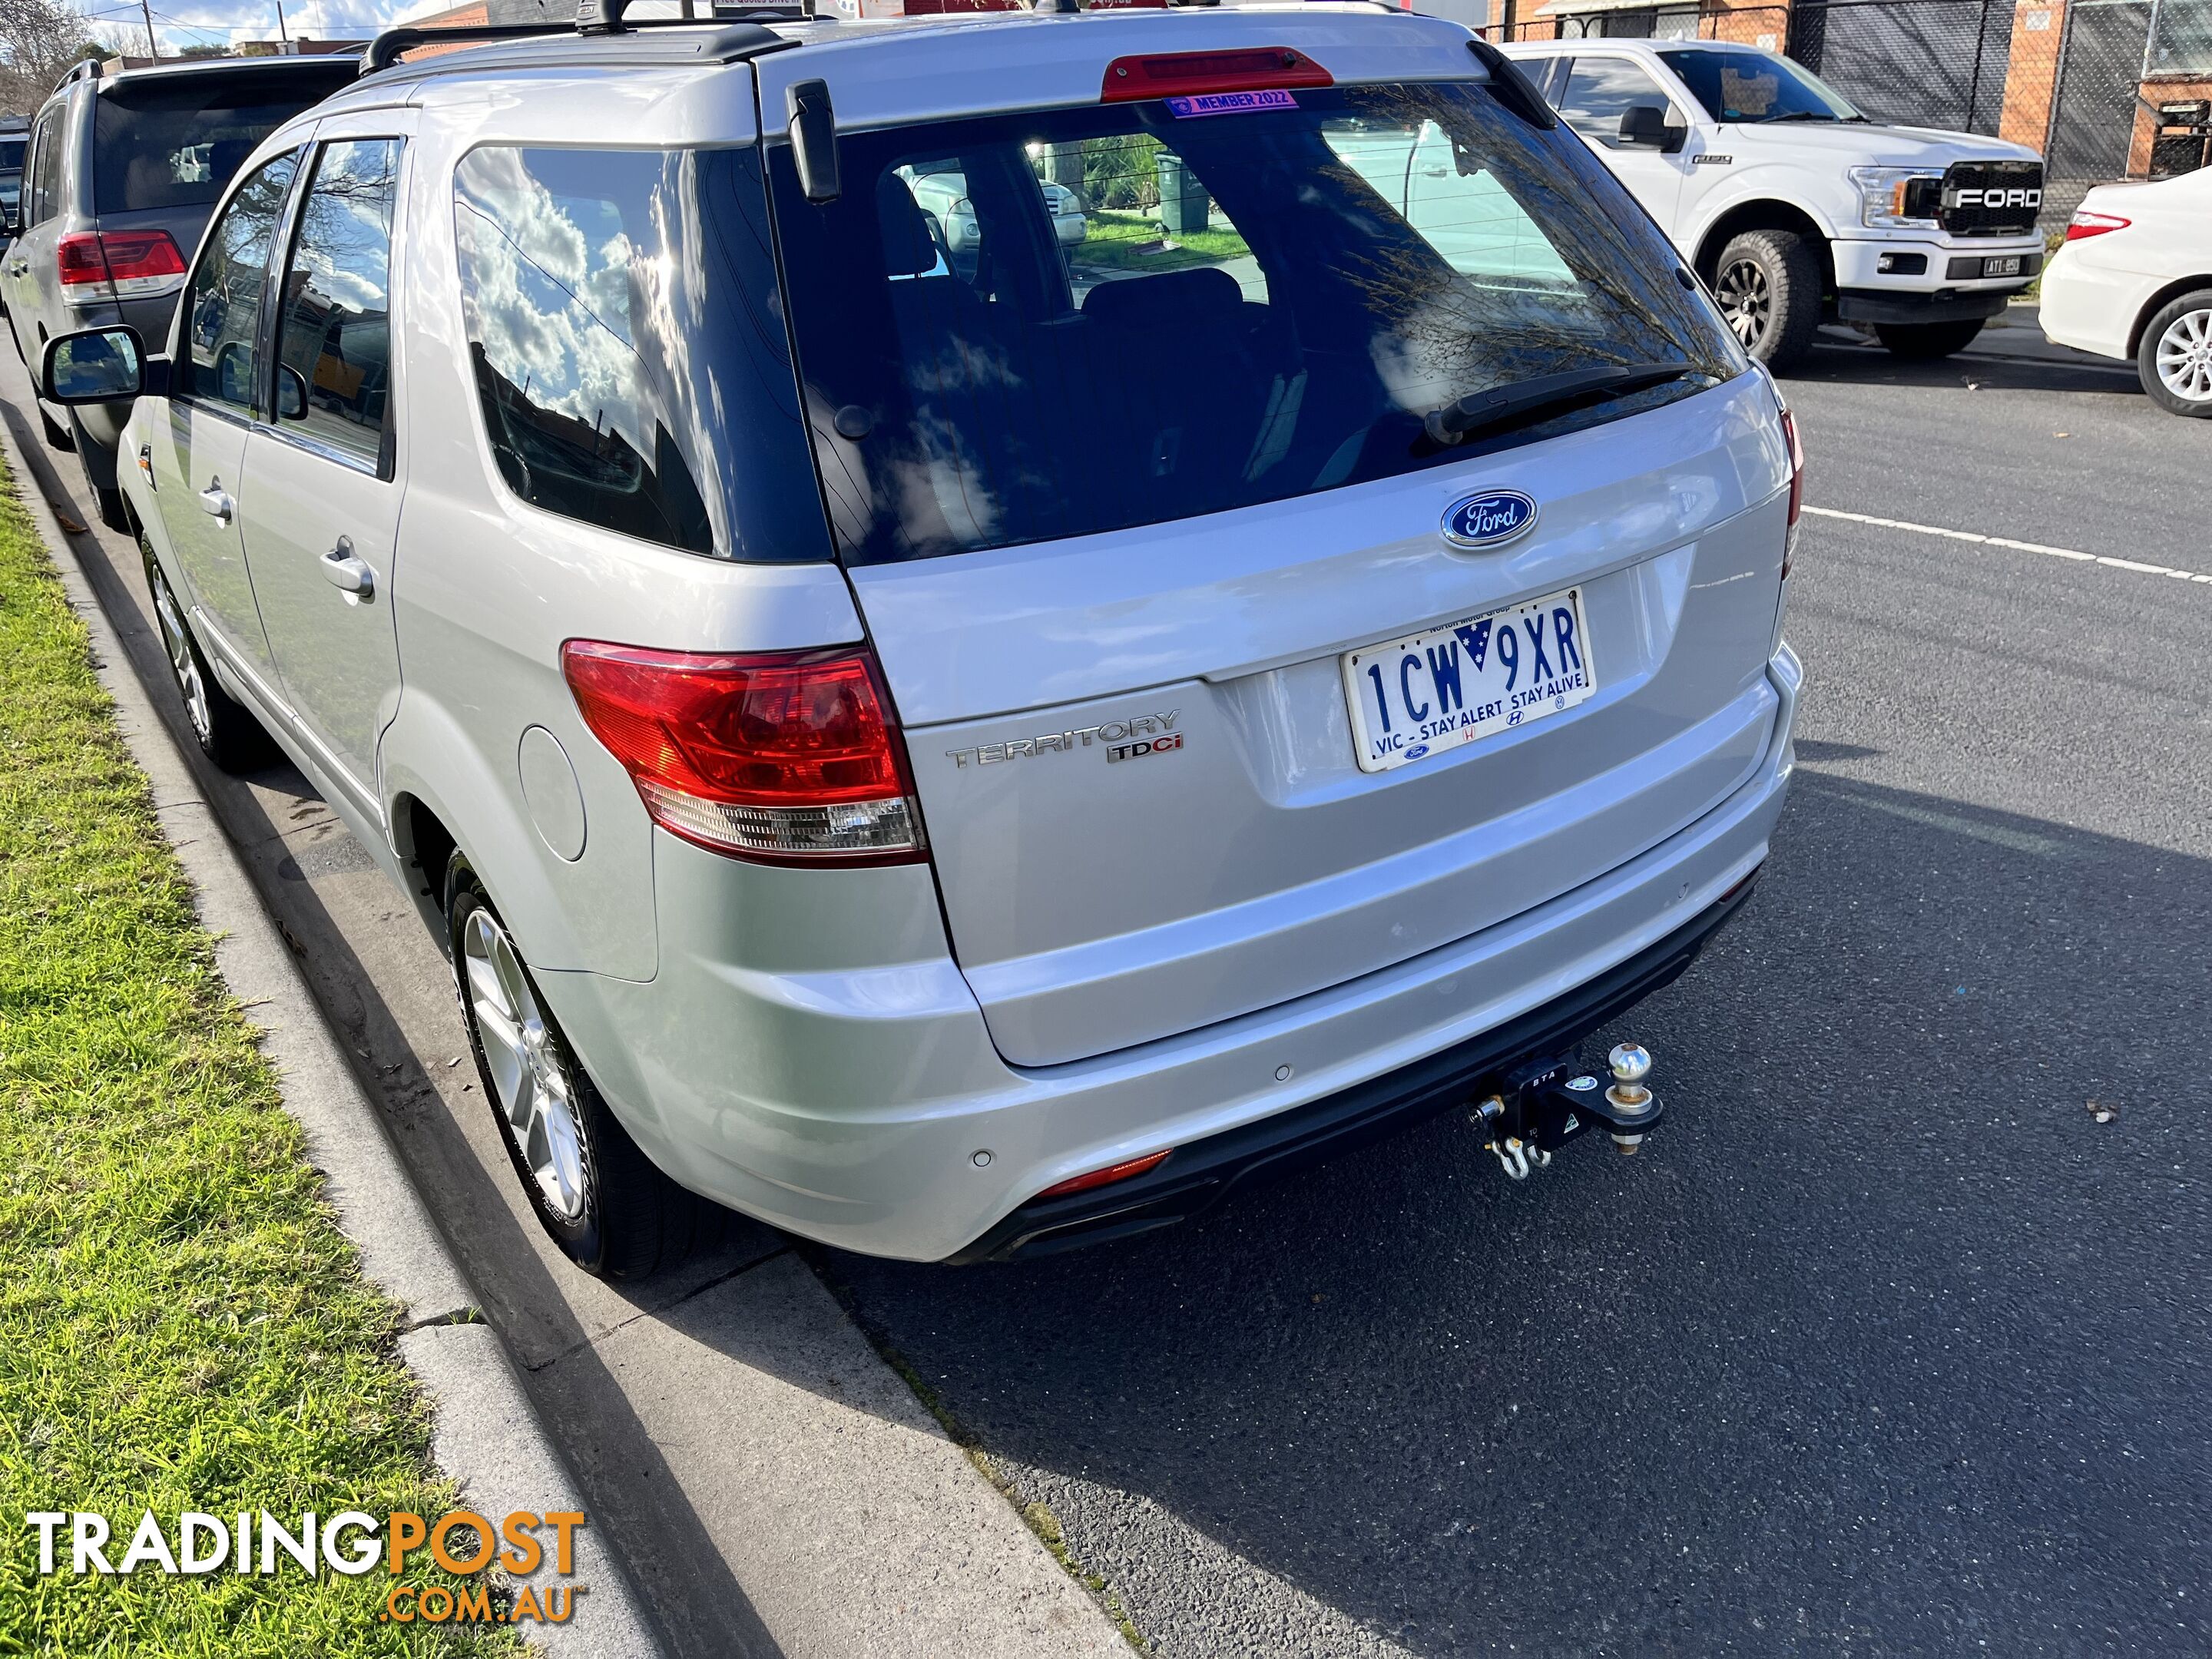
[949,863,1757,1263]
[543,646,1802,1263]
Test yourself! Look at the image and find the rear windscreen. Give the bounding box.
[94,75,348,214]
[770,81,1742,566]
[0,139,24,174]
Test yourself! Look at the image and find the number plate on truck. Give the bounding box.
[1342,586,1596,775]
[1983,255,2024,277]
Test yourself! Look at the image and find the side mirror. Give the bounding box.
[1618,104,1685,152]
[276,363,308,421]
[41,326,146,405]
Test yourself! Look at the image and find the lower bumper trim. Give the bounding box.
[946,870,1760,1263]
[1836,286,2019,326]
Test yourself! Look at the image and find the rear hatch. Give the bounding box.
[761,15,1789,1068]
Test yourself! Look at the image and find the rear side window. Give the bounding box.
[273,139,402,473]
[452,145,830,563]
[93,75,344,214]
[768,81,1740,566]
[29,111,60,225]
[1557,59,1679,148]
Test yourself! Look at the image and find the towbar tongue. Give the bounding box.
[1472,1043,1667,1178]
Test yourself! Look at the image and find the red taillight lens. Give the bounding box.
[1780,406,1804,580]
[1101,48,1333,104]
[2065,210,2130,241]
[58,229,186,297]
[561,641,925,865]
[1036,1150,1171,1200]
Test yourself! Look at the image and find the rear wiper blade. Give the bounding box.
[1423,363,1696,447]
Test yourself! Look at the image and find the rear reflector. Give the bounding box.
[58,229,187,301]
[1036,1149,1172,1200]
[1101,48,1333,104]
[2064,210,2130,241]
[561,641,926,865]
[1780,406,1804,578]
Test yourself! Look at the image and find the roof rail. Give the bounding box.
[57,56,103,91]
[362,4,810,75]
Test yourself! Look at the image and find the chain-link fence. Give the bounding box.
[1476,0,2212,214]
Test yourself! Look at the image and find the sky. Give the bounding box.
[84,0,444,58]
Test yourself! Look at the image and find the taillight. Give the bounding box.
[561,641,926,865]
[1101,48,1333,104]
[57,229,187,302]
[1035,1150,1171,1200]
[1780,406,1804,579]
[2065,210,2130,241]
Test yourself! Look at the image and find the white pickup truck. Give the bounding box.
[1502,38,2045,368]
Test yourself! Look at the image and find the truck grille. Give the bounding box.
[1939,161,2043,237]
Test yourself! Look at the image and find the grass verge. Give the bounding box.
[1070,210,1255,277]
[0,469,512,1655]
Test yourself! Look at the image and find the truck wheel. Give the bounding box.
[141,533,270,773]
[447,852,715,1280]
[1873,320,1985,360]
[2137,288,2212,418]
[1712,230,1821,370]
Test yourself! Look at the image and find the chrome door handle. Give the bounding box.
[320,538,373,598]
[197,481,233,525]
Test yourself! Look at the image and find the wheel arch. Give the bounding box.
[1694,200,1836,296]
[2128,274,2212,358]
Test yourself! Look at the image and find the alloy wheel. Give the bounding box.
[149,562,212,744]
[2154,307,2212,405]
[1716,258,1772,349]
[462,906,589,1222]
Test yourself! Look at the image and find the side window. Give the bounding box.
[180,149,300,413]
[28,111,61,225]
[273,139,401,472]
[1558,58,1677,148]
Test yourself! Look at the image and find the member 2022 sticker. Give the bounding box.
[1165,89,1299,118]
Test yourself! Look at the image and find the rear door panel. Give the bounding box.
[863,376,1789,1066]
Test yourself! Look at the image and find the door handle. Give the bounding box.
[197,480,233,525]
[320,537,374,599]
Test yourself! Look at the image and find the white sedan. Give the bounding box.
[2040,167,2212,417]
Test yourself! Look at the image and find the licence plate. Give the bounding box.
[1342,586,1596,775]
[1983,255,2024,277]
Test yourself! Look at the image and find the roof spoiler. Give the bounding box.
[1467,36,1557,131]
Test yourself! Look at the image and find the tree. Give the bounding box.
[0,0,111,118]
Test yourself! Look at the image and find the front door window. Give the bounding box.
[180,149,301,413]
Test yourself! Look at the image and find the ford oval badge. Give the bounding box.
[1442,488,1538,551]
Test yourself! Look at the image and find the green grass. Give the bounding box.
[0,472,515,1655]
[1069,210,1254,276]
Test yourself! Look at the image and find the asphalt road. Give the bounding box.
[822,319,2212,1656]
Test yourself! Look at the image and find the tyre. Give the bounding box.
[2137,288,2212,418]
[1711,230,1822,370]
[1873,320,1985,360]
[38,403,74,452]
[140,535,270,772]
[447,852,713,1279]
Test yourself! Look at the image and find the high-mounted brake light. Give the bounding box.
[1101,48,1333,104]
[561,641,926,865]
[58,229,187,303]
[1035,1149,1172,1200]
[2065,210,2130,241]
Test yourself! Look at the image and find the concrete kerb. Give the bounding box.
[2,414,663,1659]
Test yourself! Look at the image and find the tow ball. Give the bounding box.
[1472,1043,1664,1180]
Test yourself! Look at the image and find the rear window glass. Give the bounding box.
[94,75,346,214]
[0,139,24,173]
[770,81,1740,566]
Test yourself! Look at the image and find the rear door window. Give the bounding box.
[1557,58,1678,148]
[769,81,1740,565]
[93,75,345,215]
[28,111,60,225]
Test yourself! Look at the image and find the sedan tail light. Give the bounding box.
[561,641,926,865]
[58,229,187,302]
[2065,210,2131,241]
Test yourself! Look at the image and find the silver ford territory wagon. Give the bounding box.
[46,0,1803,1275]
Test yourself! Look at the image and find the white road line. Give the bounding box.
[1803,506,2212,585]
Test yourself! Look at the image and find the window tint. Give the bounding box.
[770,82,1739,565]
[29,112,61,226]
[274,140,401,472]
[1655,48,1863,123]
[1558,58,1677,147]
[93,73,346,214]
[182,150,300,413]
[452,145,828,562]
